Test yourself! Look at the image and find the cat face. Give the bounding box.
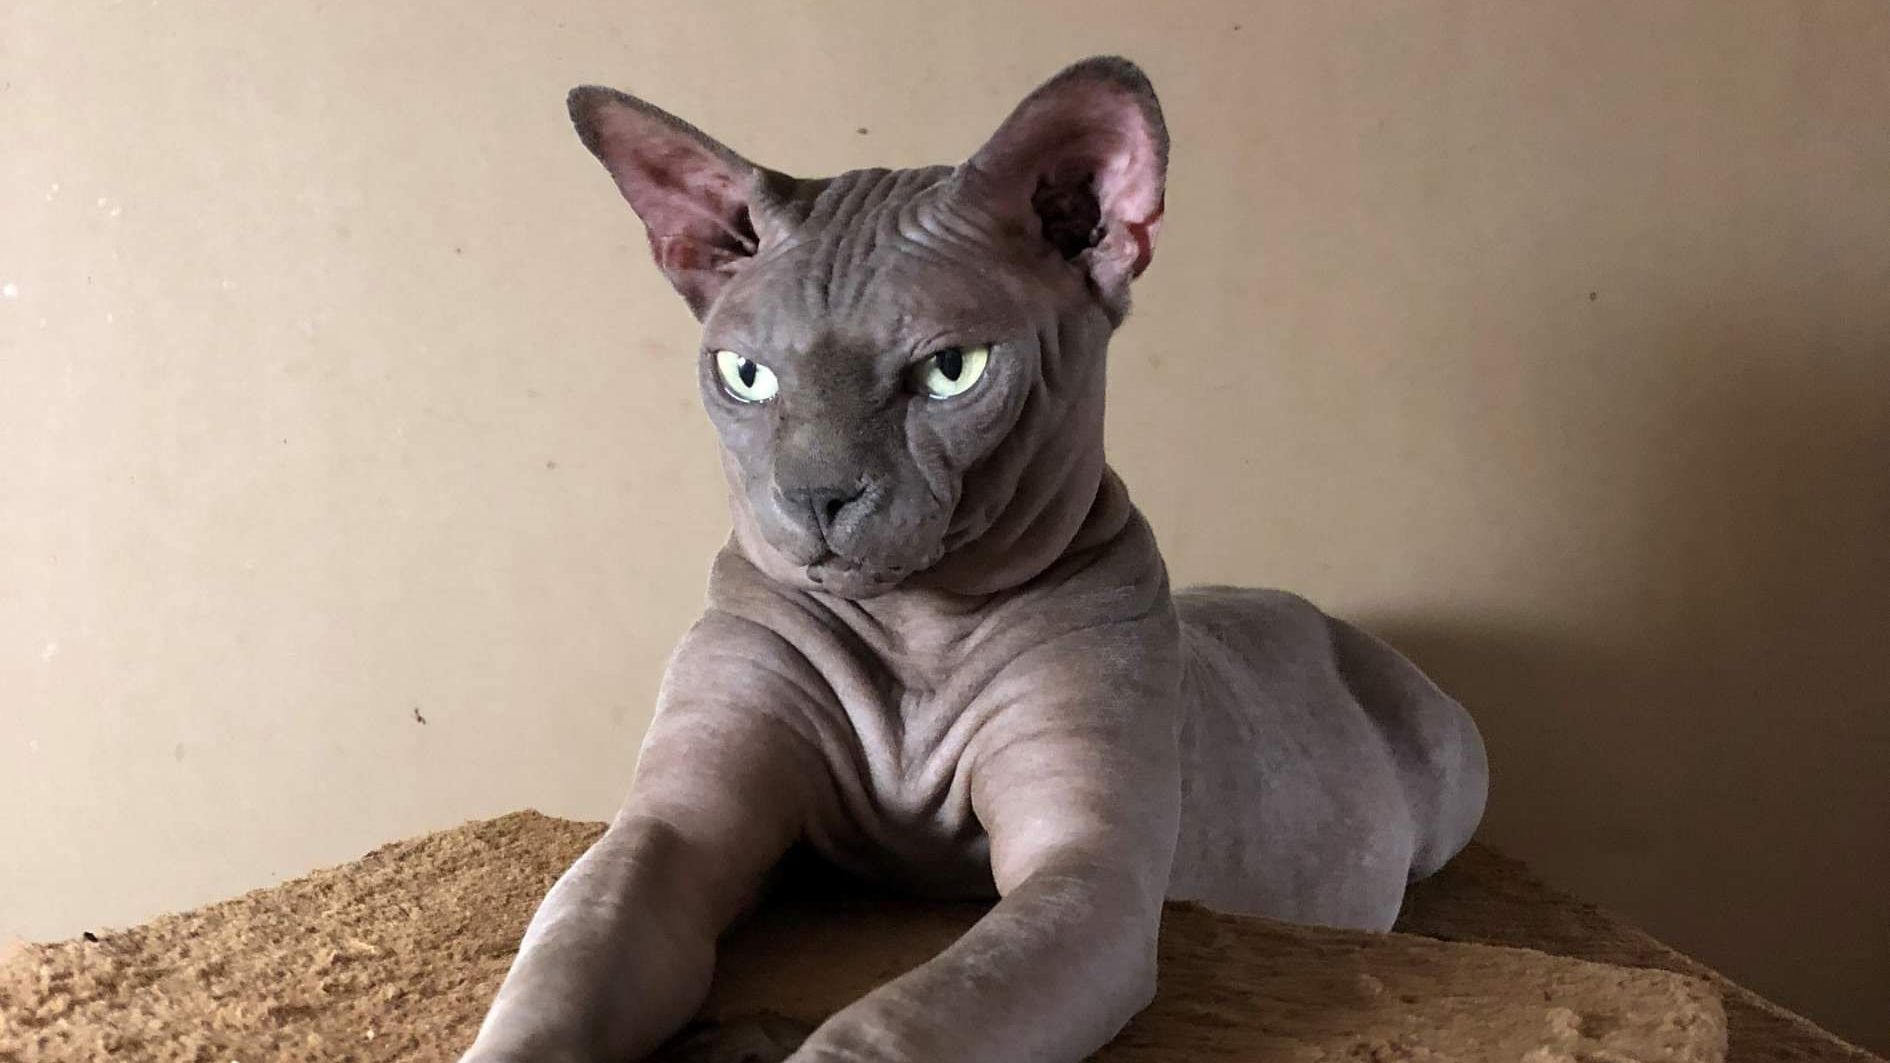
[570,58,1167,597]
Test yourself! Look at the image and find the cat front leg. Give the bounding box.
[787,648,1182,1063]
[461,619,829,1063]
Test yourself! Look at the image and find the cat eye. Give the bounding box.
[712,349,779,403]
[918,344,991,400]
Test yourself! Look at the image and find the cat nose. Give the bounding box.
[781,482,868,540]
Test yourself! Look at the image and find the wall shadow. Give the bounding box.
[1357,308,1890,1051]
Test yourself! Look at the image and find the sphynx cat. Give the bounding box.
[462,56,1488,1063]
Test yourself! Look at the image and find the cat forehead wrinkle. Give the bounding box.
[790,166,964,321]
[710,272,1023,368]
[792,166,954,236]
[710,171,1029,358]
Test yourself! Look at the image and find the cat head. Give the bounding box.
[569,57,1167,598]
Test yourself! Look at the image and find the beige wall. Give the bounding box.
[4,0,1886,1051]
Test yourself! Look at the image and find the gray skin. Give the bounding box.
[462,56,1487,1063]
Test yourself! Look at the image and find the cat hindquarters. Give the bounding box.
[1323,614,1488,880]
[1170,587,1488,925]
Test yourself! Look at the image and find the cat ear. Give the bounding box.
[959,56,1169,316]
[568,86,794,319]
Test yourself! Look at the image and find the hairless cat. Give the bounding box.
[462,56,1488,1063]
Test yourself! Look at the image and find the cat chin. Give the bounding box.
[808,571,900,599]
[801,548,943,599]
[803,555,907,599]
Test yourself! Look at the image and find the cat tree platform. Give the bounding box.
[0,812,1874,1062]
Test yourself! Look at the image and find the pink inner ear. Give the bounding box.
[652,234,746,273]
[1122,202,1164,279]
[1086,119,1165,228]
[573,89,769,314]
[1000,108,1163,221]
[1083,123,1165,278]
[967,70,1168,289]
[592,121,758,259]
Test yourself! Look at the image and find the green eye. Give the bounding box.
[713,349,778,403]
[919,345,990,399]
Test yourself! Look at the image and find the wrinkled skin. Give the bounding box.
[700,162,1106,601]
[462,57,1488,1063]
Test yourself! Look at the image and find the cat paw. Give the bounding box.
[649,1013,815,1063]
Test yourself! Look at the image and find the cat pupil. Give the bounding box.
[937,349,963,381]
[738,360,757,388]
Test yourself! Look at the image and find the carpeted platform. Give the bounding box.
[0,812,1869,1062]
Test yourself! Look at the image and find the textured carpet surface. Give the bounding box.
[702,890,1723,1063]
[1396,847,1882,1063]
[0,811,1849,1062]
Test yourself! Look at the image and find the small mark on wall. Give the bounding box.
[856,127,869,135]
[545,460,559,470]
[1588,290,1599,301]
[173,743,185,762]
[412,706,427,725]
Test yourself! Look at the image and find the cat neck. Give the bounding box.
[865,463,1143,605]
[705,467,1166,688]
[797,467,1168,681]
